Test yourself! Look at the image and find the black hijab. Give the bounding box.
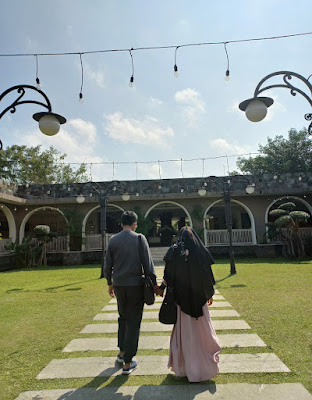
[163,226,215,318]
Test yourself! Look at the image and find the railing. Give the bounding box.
[0,238,12,253]
[32,236,69,252]
[269,227,312,243]
[206,229,253,245]
[85,234,113,250]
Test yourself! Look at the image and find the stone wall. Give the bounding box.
[15,172,312,200]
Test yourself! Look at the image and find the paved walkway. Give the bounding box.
[16,266,312,399]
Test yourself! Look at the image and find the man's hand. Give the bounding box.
[108,285,115,298]
[207,297,213,306]
[154,285,164,297]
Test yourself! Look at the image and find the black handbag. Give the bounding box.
[138,235,155,305]
[159,286,177,324]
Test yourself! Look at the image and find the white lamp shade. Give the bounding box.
[245,184,255,194]
[76,195,85,204]
[39,114,61,136]
[245,99,268,122]
[198,188,207,197]
[122,193,130,201]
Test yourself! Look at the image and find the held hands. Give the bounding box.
[207,297,213,306]
[154,285,164,297]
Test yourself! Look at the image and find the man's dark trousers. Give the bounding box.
[114,285,144,364]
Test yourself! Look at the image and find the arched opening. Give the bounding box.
[204,199,256,245]
[0,205,16,253]
[82,204,124,251]
[266,196,312,243]
[19,207,69,251]
[144,201,192,247]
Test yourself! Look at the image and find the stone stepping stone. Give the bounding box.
[102,301,232,312]
[83,319,250,334]
[109,297,163,304]
[108,294,224,305]
[93,309,240,321]
[16,383,312,400]
[63,333,265,352]
[36,353,290,379]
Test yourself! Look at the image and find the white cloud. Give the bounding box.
[84,62,106,89]
[150,97,163,105]
[174,88,206,126]
[210,138,251,155]
[104,112,174,146]
[24,118,103,165]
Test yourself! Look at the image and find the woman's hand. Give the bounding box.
[207,297,213,306]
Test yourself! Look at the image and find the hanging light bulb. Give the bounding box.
[136,191,139,197]
[129,75,134,87]
[79,92,83,103]
[174,64,179,78]
[180,187,184,193]
[36,77,41,90]
[158,183,162,189]
[67,186,71,192]
[225,69,230,81]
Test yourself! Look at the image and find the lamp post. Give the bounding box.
[238,71,312,135]
[198,175,255,275]
[76,181,130,279]
[0,84,66,150]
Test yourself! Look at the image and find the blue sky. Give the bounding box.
[0,0,311,181]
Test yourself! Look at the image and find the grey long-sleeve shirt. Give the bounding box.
[104,230,157,286]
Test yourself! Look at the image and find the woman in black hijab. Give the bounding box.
[160,226,221,382]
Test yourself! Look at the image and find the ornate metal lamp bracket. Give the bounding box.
[0,84,52,150]
[254,71,312,135]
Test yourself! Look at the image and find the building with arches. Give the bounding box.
[0,172,311,266]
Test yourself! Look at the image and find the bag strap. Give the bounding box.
[138,234,147,276]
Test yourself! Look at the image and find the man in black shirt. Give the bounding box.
[105,211,157,375]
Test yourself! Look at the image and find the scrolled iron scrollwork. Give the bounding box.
[253,71,312,134]
[0,84,53,150]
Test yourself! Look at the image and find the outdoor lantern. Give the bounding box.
[76,194,85,204]
[245,99,268,122]
[198,187,207,197]
[122,192,131,201]
[239,97,274,123]
[245,184,255,194]
[238,71,312,134]
[33,112,66,136]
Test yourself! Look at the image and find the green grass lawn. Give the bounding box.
[0,259,311,399]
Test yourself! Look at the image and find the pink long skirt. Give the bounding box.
[168,303,221,382]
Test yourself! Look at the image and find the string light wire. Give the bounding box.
[174,46,179,77]
[1,32,311,58]
[129,49,134,87]
[79,53,84,102]
[35,54,41,89]
[224,42,230,81]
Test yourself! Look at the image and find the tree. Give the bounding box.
[237,128,312,175]
[62,208,84,251]
[134,207,154,237]
[5,225,56,268]
[0,144,88,184]
[266,201,310,258]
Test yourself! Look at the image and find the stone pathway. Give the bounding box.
[16,266,312,399]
